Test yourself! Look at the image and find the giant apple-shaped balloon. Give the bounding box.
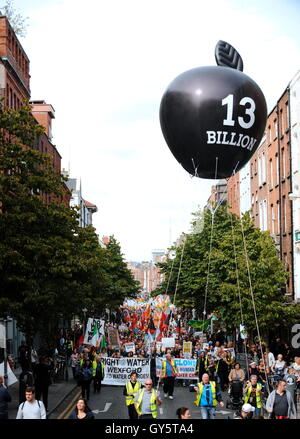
[159,41,267,179]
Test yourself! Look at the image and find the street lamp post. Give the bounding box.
[82,308,87,342]
[3,317,8,387]
[3,314,12,387]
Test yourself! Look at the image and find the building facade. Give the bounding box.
[290,71,300,302]
[128,250,166,293]
[64,175,98,227]
[0,15,30,106]
[227,74,300,300]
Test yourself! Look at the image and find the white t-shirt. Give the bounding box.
[16,400,47,419]
[268,352,275,367]
[292,362,300,372]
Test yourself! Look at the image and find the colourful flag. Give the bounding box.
[188,318,212,330]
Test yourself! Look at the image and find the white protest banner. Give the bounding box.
[83,318,105,347]
[156,358,197,379]
[0,324,5,349]
[183,342,193,359]
[0,361,18,387]
[156,342,162,353]
[124,343,135,353]
[102,357,150,385]
[203,343,209,350]
[162,337,175,349]
[107,327,120,349]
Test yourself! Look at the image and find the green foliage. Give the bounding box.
[1,0,29,37]
[156,205,292,333]
[0,104,139,342]
[99,235,140,308]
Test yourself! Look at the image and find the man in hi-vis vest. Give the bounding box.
[134,378,161,419]
[123,371,142,419]
[160,352,178,399]
[194,373,224,419]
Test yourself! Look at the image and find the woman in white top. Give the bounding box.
[264,348,275,369]
[271,354,286,378]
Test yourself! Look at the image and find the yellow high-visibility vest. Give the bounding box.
[194,381,218,407]
[125,380,142,406]
[161,359,177,378]
[244,383,262,408]
[135,388,158,418]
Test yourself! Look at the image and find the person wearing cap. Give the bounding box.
[266,379,297,419]
[247,361,259,380]
[243,375,264,417]
[194,373,224,419]
[234,403,255,419]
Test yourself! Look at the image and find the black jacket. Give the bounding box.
[0,386,11,415]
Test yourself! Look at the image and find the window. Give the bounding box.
[280,109,285,134]
[269,159,273,188]
[281,148,286,179]
[271,204,275,234]
[275,154,279,185]
[274,119,278,139]
[262,151,266,183]
[277,201,280,234]
[268,125,271,144]
[258,155,262,186]
[259,199,268,231]
[286,102,289,130]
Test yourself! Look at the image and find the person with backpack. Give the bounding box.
[16,387,47,419]
[18,340,31,372]
[34,356,52,411]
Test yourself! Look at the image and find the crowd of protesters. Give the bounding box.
[2,311,300,419]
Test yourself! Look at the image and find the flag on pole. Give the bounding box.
[188,318,212,330]
[83,318,105,347]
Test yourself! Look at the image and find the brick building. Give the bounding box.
[227,77,299,300]
[0,15,30,106]
[206,179,228,208]
[128,250,166,293]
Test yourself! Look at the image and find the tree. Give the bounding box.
[0,104,140,342]
[155,205,299,336]
[100,236,140,309]
[1,0,29,37]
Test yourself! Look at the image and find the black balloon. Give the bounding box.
[160,65,267,179]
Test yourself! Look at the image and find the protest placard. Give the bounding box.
[124,342,135,353]
[156,358,197,380]
[0,361,18,386]
[102,357,150,385]
[183,341,193,358]
[83,318,105,347]
[107,327,120,349]
[162,337,175,349]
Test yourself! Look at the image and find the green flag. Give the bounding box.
[188,318,212,330]
[100,334,106,351]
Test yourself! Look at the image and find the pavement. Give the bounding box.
[5,369,300,419]
[6,365,78,419]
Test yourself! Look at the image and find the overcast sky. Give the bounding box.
[11,0,300,262]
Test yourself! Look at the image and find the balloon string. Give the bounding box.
[214,157,218,180]
[202,160,240,333]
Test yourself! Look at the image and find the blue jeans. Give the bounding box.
[254,407,261,417]
[200,407,216,419]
